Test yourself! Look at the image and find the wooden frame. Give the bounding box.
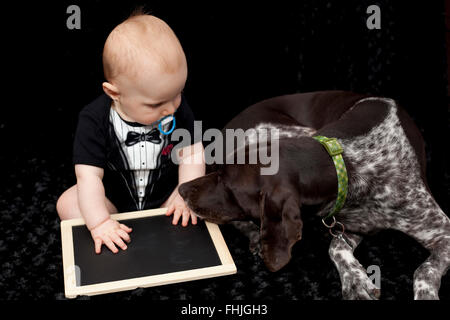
[61,208,236,298]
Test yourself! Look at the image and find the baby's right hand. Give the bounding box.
[90,218,132,254]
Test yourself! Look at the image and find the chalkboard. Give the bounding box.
[61,209,236,298]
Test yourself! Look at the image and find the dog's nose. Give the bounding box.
[178,183,188,199]
[179,182,198,200]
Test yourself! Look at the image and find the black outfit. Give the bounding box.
[73,93,197,212]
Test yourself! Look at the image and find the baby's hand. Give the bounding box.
[164,188,198,227]
[90,218,132,254]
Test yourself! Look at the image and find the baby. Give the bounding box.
[56,12,205,254]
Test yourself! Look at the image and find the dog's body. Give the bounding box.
[178,91,450,299]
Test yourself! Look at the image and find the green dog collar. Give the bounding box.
[312,136,348,221]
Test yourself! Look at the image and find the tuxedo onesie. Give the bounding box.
[73,93,197,212]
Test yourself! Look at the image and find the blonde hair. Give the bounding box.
[102,9,185,82]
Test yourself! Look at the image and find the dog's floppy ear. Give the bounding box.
[259,191,303,272]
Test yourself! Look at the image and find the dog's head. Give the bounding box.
[178,168,247,224]
[179,163,303,272]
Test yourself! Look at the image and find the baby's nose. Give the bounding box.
[162,103,176,116]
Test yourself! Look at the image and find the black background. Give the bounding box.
[0,0,449,301]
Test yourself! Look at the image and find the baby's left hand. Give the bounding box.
[162,187,198,227]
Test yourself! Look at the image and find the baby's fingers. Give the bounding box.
[190,211,198,225]
[182,209,190,227]
[117,228,131,243]
[111,233,128,251]
[119,223,133,233]
[104,236,119,254]
[94,238,103,254]
[166,204,175,217]
[172,208,182,225]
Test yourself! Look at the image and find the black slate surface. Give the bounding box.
[72,216,222,286]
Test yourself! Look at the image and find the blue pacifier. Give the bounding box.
[158,115,176,135]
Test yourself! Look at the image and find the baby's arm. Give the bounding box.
[178,142,206,184]
[163,142,205,226]
[75,164,132,253]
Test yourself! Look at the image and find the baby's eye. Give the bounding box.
[146,103,162,108]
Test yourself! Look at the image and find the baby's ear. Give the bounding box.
[102,82,120,101]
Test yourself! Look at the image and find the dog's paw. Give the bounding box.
[413,280,439,300]
[341,269,380,300]
[413,263,441,300]
[414,290,439,300]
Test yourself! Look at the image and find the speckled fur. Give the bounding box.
[320,98,450,300]
[235,97,450,300]
[245,123,317,144]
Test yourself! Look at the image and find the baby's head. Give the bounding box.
[102,11,187,125]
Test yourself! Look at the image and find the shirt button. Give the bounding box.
[142,162,145,165]
[141,144,144,148]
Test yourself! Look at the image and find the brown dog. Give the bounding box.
[178,91,450,299]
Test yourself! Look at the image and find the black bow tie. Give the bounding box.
[125,128,162,146]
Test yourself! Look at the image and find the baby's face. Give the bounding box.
[113,60,187,126]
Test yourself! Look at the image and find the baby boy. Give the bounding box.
[56,12,205,254]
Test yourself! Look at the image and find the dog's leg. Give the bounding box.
[392,188,450,300]
[230,221,261,256]
[405,210,450,299]
[412,237,450,300]
[329,233,381,300]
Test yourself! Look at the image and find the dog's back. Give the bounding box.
[223,90,368,131]
[223,91,427,186]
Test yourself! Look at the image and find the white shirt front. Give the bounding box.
[109,108,173,208]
